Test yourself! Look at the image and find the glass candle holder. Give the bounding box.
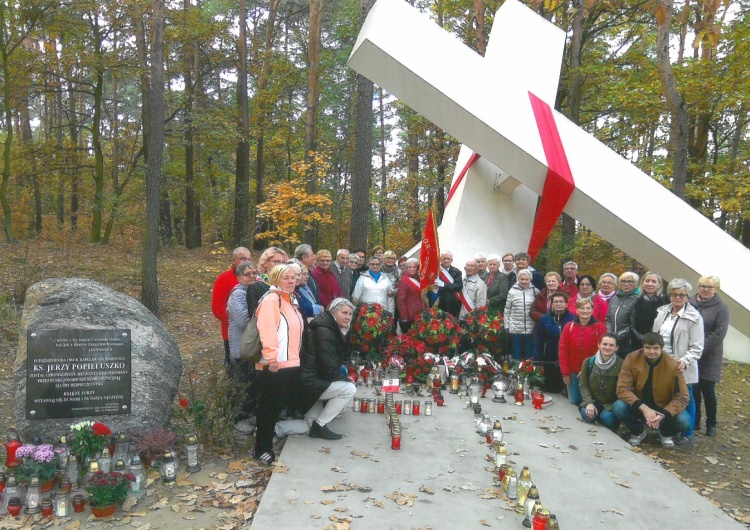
[424,401,433,416]
[24,476,41,515]
[368,399,376,413]
[71,494,85,513]
[41,499,53,517]
[4,430,23,468]
[377,399,385,414]
[412,400,420,416]
[185,434,201,473]
[395,400,403,414]
[353,397,362,412]
[54,487,69,516]
[7,497,22,517]
[361,398,369,413]
[403,400,411,415]
[161,452,177,485]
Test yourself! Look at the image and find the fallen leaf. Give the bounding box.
[419,485,435,495]
[321,500,335,505]
[372,500,385,508]
[65,522,81,530]
[608,472,618,479]
[385,491,417,507]
[227,460,246,473]
[332,466,347,473]
[311,514,321,519]
[480,520,491,527]
[705,456,719,465]
[150,498,169,510]
[351,450,373,459]
[568,445,578,451]
[601,508,624,516]
[320,447,332,454]
[616,481,631,489]
[122,496,139,511]
[334,507,349,513]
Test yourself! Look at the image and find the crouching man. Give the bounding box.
[613,332,691,448]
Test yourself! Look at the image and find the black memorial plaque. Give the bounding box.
[26,329,132,420]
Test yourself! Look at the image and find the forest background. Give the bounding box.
[0,0,748,315]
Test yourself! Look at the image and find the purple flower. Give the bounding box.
[15,445,36,458]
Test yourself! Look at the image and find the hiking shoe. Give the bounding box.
[660,435,675,448]
[628,430,647,446]
[309,422,343,440]
[706,426,717,437]
[674,435,693,446]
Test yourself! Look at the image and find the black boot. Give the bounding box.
[309,421,343,440]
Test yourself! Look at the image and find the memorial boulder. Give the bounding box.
[13,278,182,439]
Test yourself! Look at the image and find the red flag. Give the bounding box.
[419,209,440,291]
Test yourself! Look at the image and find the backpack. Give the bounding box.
[240,291,282,363]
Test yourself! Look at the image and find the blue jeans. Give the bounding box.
[683,385,696,437]
[566,372,581,405]
[579,404,619,429]
[510,333,534,360]
[612,399,692,437]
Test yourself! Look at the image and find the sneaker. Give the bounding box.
[674,435,693,446]
[309,421,343,440]
[628,429,647,446]
[660,435,675,448]
[254,450,275,465]
[706,426,717,437]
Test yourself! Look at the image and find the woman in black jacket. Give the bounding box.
[301,298,357,440]
[629,271,667,351]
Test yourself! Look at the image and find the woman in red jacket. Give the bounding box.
[397,258,426,333]
[559,298,606,405]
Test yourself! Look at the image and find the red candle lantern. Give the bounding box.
[395,400,403,414]
[360,398,369,413]
[347,365,359,384]
[412,400,420,416]
[72,494,85,513]
[514,382,525,406]
[4,429,23,468]
[406,365,416,384]
[532,390,545,410]
[7,497,22,517]
[532,508,551,530]
[41,499,54,517]
[377,399,385,414]
[391,428,402,450]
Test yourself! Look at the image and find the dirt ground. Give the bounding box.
[1,238,749,528]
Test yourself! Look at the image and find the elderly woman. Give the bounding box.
[652,278,704,444]
[382,250,402,287]
[348,254,362,297]
[630,271,666,350]
[253,264,305,465]
[292,263,321,319]
[578,333,623,429]
[301,298,358,440]
[397,258,426,333]
[690,275,729,436]
[311,250,343,309]
[597,273,618,305]
[606,271,640,357]
[530,271,561,322]
[485,254,510,313]
[567,274,608,323]
[532,291,575,393]
[227,262,257,361]
[504,269,539,360]
[501,252,515,274]
[352,256,395,314]
[559,298,607,405]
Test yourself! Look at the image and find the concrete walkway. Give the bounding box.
[250,387,744,529]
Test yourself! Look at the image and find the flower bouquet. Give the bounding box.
[13,444,62,483]
[349,303,393,362]
[69,421,112,463]
[515,360,545,388]
[463,306,505,356]
[410,353,438,384]
[412,308,462,355]
[84,470,135,513]
[387,332,426,363]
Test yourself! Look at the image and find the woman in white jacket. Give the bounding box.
[652,278,704,444]
[504,269,539,360]
[351,256,395,314]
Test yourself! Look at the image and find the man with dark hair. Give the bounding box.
[613,332,691,448]
[212,247,251,364]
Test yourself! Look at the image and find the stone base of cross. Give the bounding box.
[349,0,750,362]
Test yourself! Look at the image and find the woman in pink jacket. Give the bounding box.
[254,264,305,465]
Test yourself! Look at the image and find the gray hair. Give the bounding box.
[517,268,533,279]
[294,244,313,261]
[619,271,640,284]
[441,250,453,258]
[475,252,487,260]
[667,278,692,295]
[563,261,578,270]
[487,254,501,264]
[405,257,420,267]
[329,298,355,315]
[336,249,349,257]
[236,262,254,276]
[599,272,618,285]
[514,252,531,261]
[232,247,250,259]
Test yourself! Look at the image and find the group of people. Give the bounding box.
[435,251,729,447]
[212,245,730,462]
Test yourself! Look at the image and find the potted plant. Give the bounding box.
[134,427,176,468]
[12,444,62,491]
[84,470,135,517]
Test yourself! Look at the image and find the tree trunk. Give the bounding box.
[303,0,324,246]
[655,0,689,200]
[408,124,420,241]
[350,0,375,249]
[20,84,41,234]
[183,0,201,249]
[0,3,15,242]
[232,0,250,247]
[474,0,486,55]
[136,0,166,316]
[90,51,105,243]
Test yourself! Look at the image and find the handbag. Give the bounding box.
[240,291,281,363]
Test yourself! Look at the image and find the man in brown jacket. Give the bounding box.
[613,332,691,448]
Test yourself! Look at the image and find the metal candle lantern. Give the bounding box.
[161,452,177,485]
[98,447,112,473]
[114,459,127,472]
[4,475,19,510]
[491,374,508,403]
[54,486,69,516]
[449,373,460,394]
[532,508,551,530]
[65,454,79,488]
[24,476,41,515]
[58,435,71,469]
[494,443,507,469]
[492,419,504,444]
[185,435,201,473]
[85,461,100,483]
[113,433,129,467]
[518,466,533,502]
[523,485,540,526]
[545,514,559,529]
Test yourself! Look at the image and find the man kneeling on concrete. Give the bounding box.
[300,298,357,440]
[613,332,690,448]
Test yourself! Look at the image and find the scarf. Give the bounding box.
[370,271,382,282]
[595,350,617,371]
[598,290,615,302]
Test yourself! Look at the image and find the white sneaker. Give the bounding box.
[628,430,647,446]
[660,435,674,448]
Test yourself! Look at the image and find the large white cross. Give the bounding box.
[348,0,750,360]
